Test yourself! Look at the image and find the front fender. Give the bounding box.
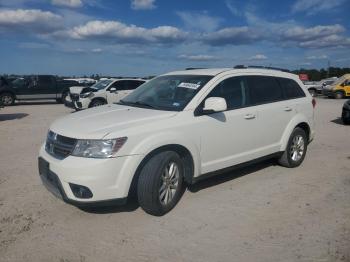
[127,131,201,178]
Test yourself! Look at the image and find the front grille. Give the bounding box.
[45,131,77,159]
[70,93,79,101]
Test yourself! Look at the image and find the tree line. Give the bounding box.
[292,67,350,81]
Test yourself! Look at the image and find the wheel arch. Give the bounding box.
[88,97,107,107]
[0,89,16,99]
[128,143,196,198]
[280,115,311,151]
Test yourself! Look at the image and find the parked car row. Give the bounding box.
[303,74,350,99]
[303,77,338,97]
[0,75,92,106]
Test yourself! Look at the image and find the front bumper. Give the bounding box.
[64,96,89,110]
[38,145,143,205]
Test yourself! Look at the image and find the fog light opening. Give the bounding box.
[69,183,93,199]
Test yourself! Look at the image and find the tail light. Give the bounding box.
[312,98,316,108]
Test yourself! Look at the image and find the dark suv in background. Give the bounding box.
[0,75,87,106]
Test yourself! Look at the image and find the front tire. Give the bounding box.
[89,99,106,107]
[137,151,184,216]
[278,127,308,168]
[0,92,15,106]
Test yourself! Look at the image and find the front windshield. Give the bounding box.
[90,79,114,90]
[119,75,213,111]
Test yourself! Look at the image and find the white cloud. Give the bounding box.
[63,20,187,44]
[131,0,156,10]
[281,24,345,41]
[178,54,219,61]
[92,48,102,53]
[177,11,222,32]
[292,0,346,15]
[306,55,328,60]
[201,26,260,46]
[0,9,63,33]
[249,54,267,60]
[225,0,241,16]
[280,24,350,48]
[52,0,82,8]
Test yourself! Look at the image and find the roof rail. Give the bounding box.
[233,65,290,73]
[185,67,207,70]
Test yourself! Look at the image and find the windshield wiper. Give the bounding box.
[118,100,157,109]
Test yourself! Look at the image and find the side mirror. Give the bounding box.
[202,97,227,114]
[109,87,117,93]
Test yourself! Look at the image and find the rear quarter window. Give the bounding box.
[278,78,306,99]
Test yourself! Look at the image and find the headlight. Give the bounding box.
[71,137,127,158]
[80,92,94,98]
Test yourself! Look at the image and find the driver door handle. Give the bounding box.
[284,107,292,112]
[244,114,256,120]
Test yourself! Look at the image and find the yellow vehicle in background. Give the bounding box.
[323,74,350,99]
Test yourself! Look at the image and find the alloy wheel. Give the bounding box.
[290,135,305,162]
[159,162,180,205]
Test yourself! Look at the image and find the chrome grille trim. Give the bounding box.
[45,131,77,159]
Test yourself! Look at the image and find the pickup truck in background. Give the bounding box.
[0,75,89,106]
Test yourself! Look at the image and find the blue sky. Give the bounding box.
[0,0,349,76]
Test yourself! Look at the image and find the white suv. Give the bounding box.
[65,78,146,110]
[39,68,315,216]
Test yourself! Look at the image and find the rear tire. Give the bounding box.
[137,151,184,216]
[335,91,344,99]
[278,127,308,168]
[0,92,15,106]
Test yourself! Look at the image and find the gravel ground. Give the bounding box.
[0,98,349,262]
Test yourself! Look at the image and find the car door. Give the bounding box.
[106,80,127,103]
[245,75,295,154]
[194,76,259,174]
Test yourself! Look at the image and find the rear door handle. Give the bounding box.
[244,114,256,120]
[284,107,292,112]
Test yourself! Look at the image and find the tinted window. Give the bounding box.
[278,78,305,99]
[207,77,248,110]
[111,80,128,90]
[247,76,283,105]
[38,76,54,87]
[126,80,145,90]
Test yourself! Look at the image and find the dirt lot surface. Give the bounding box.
[0,98,349,262]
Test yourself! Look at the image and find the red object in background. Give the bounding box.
[299,74,309,81]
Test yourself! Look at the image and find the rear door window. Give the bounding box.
[277,78,305,99]
[207,76,248,110]
[126,80,145,90]
[247,76,283,105]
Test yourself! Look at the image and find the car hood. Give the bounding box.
[69,86,84,94]
[50,104,178,139]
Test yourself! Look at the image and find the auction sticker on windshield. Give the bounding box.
[178,82,201,90]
